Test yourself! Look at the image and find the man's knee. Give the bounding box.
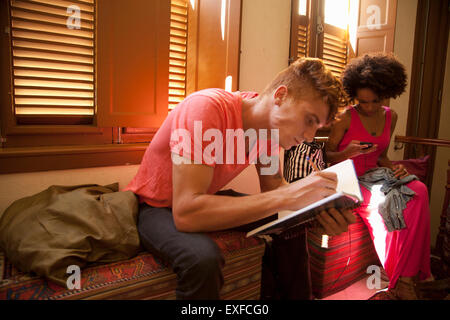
[178,237,224,277]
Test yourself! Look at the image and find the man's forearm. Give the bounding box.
[173,187,287,233]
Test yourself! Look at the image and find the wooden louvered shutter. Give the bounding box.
[9,0,95,125]
[289,0,310,63]
[317,0,349,78]
[187,0,241,92]
[97,0,170,128]
[353,0,397,57]
[319,27,348,77]
[169,0,188,111]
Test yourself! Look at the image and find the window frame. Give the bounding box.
[0,0,242,174]
[0,0,111,149]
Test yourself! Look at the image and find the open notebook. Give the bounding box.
[246,159,363,237]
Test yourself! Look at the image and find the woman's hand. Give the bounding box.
[392,163,409,179]
[343,140,378,159]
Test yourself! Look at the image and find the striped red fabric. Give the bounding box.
[0,230,265,300]
[308,214,381,299]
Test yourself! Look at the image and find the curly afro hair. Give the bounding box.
[342,53,407,100]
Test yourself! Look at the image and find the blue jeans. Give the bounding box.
[137,203,226,299]
[137,190,311,300]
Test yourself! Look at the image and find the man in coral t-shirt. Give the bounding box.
[125,58,355,299]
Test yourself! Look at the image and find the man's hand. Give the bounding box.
[280,171,338,211]
[281,171,357,236]
[315,208,356,236]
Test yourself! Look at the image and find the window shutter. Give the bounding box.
[316,0,350,78]
[319,26,348,77]
[289,0,310,63]
[352,0,397,57]
[96,0,170,128]
[169,0,188,111]
[9,0,95,125]
[187,0,241,92]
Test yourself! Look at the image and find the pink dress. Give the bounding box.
[337,106,431,289]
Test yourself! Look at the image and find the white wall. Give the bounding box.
[239,0,291,92]
[0,165,139,215]
[224,0,292,194]
[388,0,418,161]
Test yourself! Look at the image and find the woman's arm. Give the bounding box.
[377,109,397,169]
[377,109,407,178]
[325,110,372,163]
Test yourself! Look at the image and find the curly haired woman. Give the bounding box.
[325,53,433,300]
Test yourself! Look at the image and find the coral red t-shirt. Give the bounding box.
[125,88,278,208]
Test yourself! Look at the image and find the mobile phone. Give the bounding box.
[360,142,373,149]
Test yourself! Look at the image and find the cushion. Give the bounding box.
[392,155,430,182]
[308,214,381,299]
[0,230,265,300]
[0,183,140,287]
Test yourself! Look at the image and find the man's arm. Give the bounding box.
[172,154,355,235]
[254,149,357,236]
[255,157,287,193]
[171,154,343,233]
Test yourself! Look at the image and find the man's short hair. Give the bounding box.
[262,58,347,122]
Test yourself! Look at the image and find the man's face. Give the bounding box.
[270,87,329,150]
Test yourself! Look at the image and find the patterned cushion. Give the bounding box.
[308,214,381,299]
[0,230,265,300]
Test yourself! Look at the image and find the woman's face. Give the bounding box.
[355,88,382,117]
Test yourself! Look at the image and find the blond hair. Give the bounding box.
[262,58,347,122]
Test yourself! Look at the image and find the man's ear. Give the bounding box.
[273,85,288,106]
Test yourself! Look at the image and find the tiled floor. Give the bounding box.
[321,275,390,300]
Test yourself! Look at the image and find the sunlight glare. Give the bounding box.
[324,0,349,30]
[367,184,387,265]
[298,0,307,16]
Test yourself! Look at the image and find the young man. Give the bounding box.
[125,58,355,299]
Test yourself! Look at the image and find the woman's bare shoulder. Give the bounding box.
[333,107,352,128]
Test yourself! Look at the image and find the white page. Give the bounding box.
[247,159,362,237]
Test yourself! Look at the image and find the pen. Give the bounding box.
[306,156,320,172]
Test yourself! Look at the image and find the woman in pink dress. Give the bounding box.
[325,53,432,299]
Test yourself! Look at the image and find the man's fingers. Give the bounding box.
[311,172,338,190]
[316,210,344,236]
[315,214,336,236]
[316,208,356,236]
[327,208,349,231]
[341,208,357,224]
